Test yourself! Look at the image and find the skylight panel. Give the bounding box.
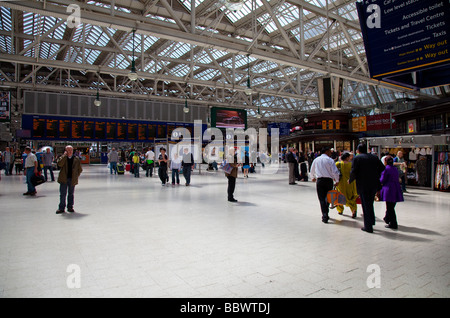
[0,7,12,32]
[225,0,263,23]
[179,0,207,11]
[0,35,12,54]
[160,42,191,59]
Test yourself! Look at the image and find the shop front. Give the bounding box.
[367,134,450,191]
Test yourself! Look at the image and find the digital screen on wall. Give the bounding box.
[356,1,450,89]
[211,107,247,130]
[22,115,206,142]
[0,91,11,122]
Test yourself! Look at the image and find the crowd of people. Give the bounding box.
[2,143,406,231]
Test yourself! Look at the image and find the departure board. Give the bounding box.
[157,125,165,138]
[148,124,156,138]
[22,115,206,142]
[95,121,106,140]
[138,124,147,140]
[117,122,127,140]
[128,123,137,140]
[33,118,46,138]
[59,120,70,138]
[46,119,58,138]
[72,120,83,139]
[84,121,95,139]
[106,122,116,139]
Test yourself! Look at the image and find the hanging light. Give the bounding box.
[128,29,138,81]
[255,107,262,118]
[183,97,189,113]
[244,54,252,96]
[94,81,101,107]
[303,115,308,123]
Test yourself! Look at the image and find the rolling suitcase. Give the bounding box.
[117,163,125,175]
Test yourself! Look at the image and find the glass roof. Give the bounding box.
[0,0,446,117]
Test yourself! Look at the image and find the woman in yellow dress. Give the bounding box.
[336,152,358,218]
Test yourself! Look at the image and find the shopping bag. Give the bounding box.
[356,196,361,204]
[327,189,346,206]
[220,163,233,174]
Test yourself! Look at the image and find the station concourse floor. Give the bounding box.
[0,164,449,298]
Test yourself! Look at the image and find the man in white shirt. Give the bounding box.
[310,147,340,223]
[145,147,155,177]
[23,146,38,195]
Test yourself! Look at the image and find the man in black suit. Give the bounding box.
[349,144,385,233]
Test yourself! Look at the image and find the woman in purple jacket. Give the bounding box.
[379,157,404,229]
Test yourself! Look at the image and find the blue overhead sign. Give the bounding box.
[356,0,450,89]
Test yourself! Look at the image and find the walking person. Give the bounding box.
[225,147,239,202]
[108,147,119,175]
[310,147,341,223]
[23,146,38,196]
[181,147,194,186]
[56,145,83,214]
[335,152,358,218]
[379,156,404,229]
[349,144,386,233]
[158,148,168,186]
[42,148,55,181]
[170,152,181,186]
[242,151,250,178]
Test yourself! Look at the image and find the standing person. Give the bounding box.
[23,146,39,196]
[56,145,83,214]
[242,151,250,178]
[349,144,386,233]
[132,151,140,178]
[298,151,308,181]
[145,147,155,177]
[181,147,194,186]
[394,151,407,192]
[379,156,404,230]
[3,147,13,176]
[42,148,55,182]
[286,147,297,185]
[170,152,181,186]
[335,152,358,218]
[310,147,341,224]
[158,148,168,186]
[14,149,23,175]
[225,147,239,202]
[108,147,119,175]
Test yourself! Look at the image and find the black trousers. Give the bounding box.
[385,202,398,227]
[359,188,377,231]
[316,178,333,221]
[159,166,168,184]
[227,176,236,200]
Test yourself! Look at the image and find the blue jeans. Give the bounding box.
[43,165,55,181]
[172,169,180,184]
[59,178,75,211]
[26,167,36,193]
[4,162,11,175]
[110,162,117,174]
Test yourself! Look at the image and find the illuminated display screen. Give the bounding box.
[59,120,70,138]
[117,122,127,140]
[128,123,137,140]
[211,107,247,130]
[95,122,106,140]
[106,122,116,139]
[72,120,83,139]
[84,121,95,139]
[138,124,147,140]
[46,119,58,138]
[33,118,46,138]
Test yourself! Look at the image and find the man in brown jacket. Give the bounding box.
[56,145,83,214]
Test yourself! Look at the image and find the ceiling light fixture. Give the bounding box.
[244,54,252,96]
[94,78,101,107]
[128,29,138,81]
[224,0,245,12]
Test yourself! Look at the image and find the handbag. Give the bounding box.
[31,172,46,186]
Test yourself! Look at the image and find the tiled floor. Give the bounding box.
[0,164,449,298]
